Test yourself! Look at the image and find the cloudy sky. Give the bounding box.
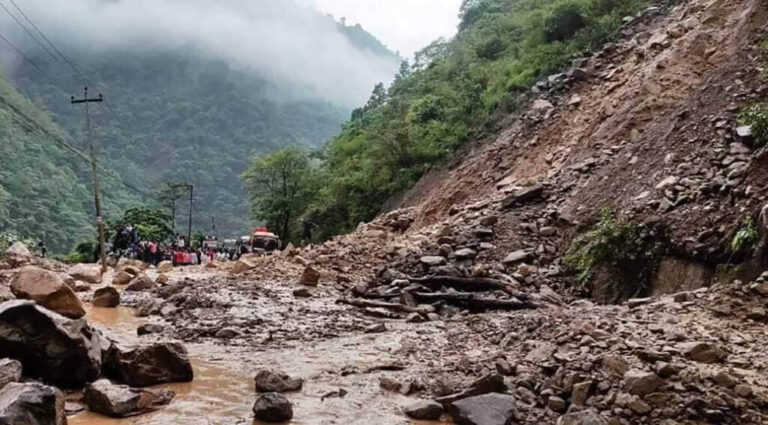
[300,0,464,57]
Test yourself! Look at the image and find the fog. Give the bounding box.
[0,0,401,106]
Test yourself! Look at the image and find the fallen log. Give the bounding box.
[337,298,430,314]
[412,292,537,311]
[409,276,532,300]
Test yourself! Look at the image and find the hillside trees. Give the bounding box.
[241,148,318,242]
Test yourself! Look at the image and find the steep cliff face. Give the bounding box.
[393,0,768,293]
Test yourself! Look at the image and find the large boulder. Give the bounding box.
[104,342,193,387]
[254,370,303,393]
[3,242,32,268]
[448,393,516,425]
[68,263,103,284]
[0,359,21,391]
[252,393,293,423]
[84,379,174,418]
[0,382,66,425]
[93,287,121,308]
[125,274,156,292]
[0,301,102,387]
[10,266,86,318]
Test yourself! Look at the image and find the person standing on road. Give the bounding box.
[302,217,316,245]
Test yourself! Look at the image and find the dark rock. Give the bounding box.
[84,379,174,418]
[10,266,85,318]
[93,286,120,308]
[682,342,727,364]
[0,359,21,391]
[0,382,66,425]
[299,266,321,286]
[404,400,444,420]
[292,287,311,298]
[252,393,293,423]
[436,373,507,406]
[501,184,544,209]
[104,342,193,387]
[0,300,101,387]
[136,324,166,336]
[623,370,663,396]
[448,393,516,425]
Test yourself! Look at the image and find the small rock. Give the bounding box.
[404,400,443,420]
[93,287,120,308]
[623,370,663,396]
[68,263,103,284]
[136,324,166,336]
[502,250,532,266]
[557,410,609,425]
[682,342,727,364]
[254,370,303,393]
[448,393,516,425]
[734,384,753,398]
[156,261,173,273]
[711,371,737,388]
[252,393,293,423]
[0,359,22,391]
[420,256,446,267]
[292,287,311,298]
[112,271,132,286]
[104,342,193,387]
[84,379,174,418]
[494,359,514,376]
[746,307,767,321]
[299,266,321,286]
[548,395,567,413]
[125,274,156,292]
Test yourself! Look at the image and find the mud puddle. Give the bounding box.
[72,305,449,425]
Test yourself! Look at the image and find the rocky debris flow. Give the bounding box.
[10,266,85,318]
[93,286,121,308]
[0,300,101,387]
[2,242,32,268]
[0,382,66,425]
[447,393,517,425]
[125,274,156,292]
[252,392,293,423]
[103,342,193,387]
[83,379,174,418]
[253,370,303,393]
[67,263,103,284]
[0,359,21,391]
[403,400,444,420]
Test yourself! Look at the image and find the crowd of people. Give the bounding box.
[110,225,247,266]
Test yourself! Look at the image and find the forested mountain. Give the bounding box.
[0,72,137,252]
[0,0,400,249]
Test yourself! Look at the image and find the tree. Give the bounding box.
[109,206,174,244]
[241,148,317,241]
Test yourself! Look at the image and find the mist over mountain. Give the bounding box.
[0,0,401,245]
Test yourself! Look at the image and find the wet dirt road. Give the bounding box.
[71,304,450,425]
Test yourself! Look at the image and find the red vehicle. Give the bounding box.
[249,227,280,254]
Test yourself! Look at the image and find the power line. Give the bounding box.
[0,1,69,74]
[0,32,58,84]
[5,0,88,82]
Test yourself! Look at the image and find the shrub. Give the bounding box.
[545,3,587,42]
[739,104,768,146]
[731,219,759,254]
[565,209,664,301]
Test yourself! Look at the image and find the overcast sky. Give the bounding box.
[300,0,463,57]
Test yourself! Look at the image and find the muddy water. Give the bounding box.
[72,305,449,425]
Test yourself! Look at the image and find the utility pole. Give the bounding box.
[71,87,107,272]
[187,184,193,244]
[211,215,215,237]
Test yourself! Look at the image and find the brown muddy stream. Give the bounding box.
[72,305,448,425]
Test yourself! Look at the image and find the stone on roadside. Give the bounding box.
[0,359,22,391]
[299,265,321,286]
[68,263,103,284]
[292,287,311,298]
[112,271,132,285]
[0,382,66,425]
[10,266,85,318]
[254,369,304,393]
[502,250,532,266]
[156,261,173,273]
[404,400,443,420]
[104,342,193,387]
[623,370,663,396]
[448,393,516,425]
[0,300,102,387]
[681,342,727,364]
[420,256,446,267]
[84,379,174,418]
[557,410,609,425]
[252,393,293,423]
[93,286,120,308]
[125,274,156,292]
